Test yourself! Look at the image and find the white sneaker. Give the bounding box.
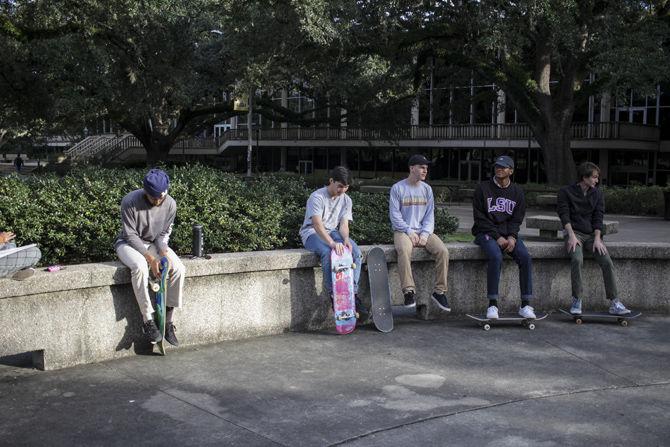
[609,299,631,315]
[518,305,536,319]
[486,305,499,319]
[570,297,582,315]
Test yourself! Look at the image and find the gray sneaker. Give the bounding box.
[609,299,631,315]
[570,297,582,315]
[12,267,35,281]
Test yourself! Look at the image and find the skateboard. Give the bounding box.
[558,308,642,327]
[330,248,357,334]
[366,247,393,333]
[153,257,170,355]
[466,312,548,331]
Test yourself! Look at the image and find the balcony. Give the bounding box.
[217,122,661,152]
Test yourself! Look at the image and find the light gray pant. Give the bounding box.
[0,243,42,278]
[116,243,185,322]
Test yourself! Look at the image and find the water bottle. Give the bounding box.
[192,224,204,257]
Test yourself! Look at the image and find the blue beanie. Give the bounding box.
[143,169,170,198]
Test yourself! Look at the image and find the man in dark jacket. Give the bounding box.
[472,155,535,320]
[557,162,630,316]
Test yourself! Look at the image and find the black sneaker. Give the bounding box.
[142,320,162,344]
[355,295,370,323]
[431,292,451,312]
[403,290,416,308]
[165,322,179,346]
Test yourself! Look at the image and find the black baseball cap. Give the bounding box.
[408,154,432,166]
[494,155,514,169]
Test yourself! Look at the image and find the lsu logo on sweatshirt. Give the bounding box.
[487,197,516,215]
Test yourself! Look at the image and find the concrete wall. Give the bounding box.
[1,242,669,370]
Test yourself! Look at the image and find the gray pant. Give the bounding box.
[568,231,618,300]
[0,243,42,278]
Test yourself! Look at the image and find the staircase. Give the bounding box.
[64,134,136,162]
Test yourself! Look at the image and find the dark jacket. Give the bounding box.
[557,183,604,234]
[471,178,526,239]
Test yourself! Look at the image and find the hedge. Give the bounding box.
[0,166,458,266]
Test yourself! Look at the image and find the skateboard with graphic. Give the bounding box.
[558,308,641,327]
[366,247,393,333]
[331,248,357,334]
[466,312,548,331]
[152,257,170,355]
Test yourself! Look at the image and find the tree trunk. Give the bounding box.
[535,123,576,186]
[138,133,174,166]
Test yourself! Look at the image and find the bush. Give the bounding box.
[602,186,665,216]
[0,166,458,266]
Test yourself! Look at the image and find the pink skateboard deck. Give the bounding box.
[330,248,357,334]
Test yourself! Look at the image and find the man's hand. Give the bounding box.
[0,231,16,244]
[144,253,161,277]
[566,235,581,253]
[592,237,608,256]
[408,232,420,247]
[505,236,516,253]
[330,241,345,255]
[496,236,509,249]
[344,238,353,253]
[418,234,428,247]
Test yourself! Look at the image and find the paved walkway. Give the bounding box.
[1,313,668,446]
[445,204,670,243]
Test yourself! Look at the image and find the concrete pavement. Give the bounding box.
[1,311,668,446]
[445,204,670,243]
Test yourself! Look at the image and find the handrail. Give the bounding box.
[215,122,660,144]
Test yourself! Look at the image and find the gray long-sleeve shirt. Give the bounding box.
[389,179,435,236]
[114,189,176,255]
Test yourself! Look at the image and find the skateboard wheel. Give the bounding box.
[483,323,491,331]
[351,263,356,269]
[528,323,536,330]
[575,318,583,325]
[620,319,628,327]
[150,283,160,292]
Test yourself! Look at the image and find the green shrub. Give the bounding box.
[0,166,458,266]
[603,186,665,216]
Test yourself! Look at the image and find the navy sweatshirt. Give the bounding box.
[471,178,526,239]
[556,183,604,234]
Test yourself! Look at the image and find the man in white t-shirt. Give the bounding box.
[300,166,368,319]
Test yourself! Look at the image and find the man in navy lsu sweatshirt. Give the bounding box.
[557,162,631,316]
[472,155,535,320]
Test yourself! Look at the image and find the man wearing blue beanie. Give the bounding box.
[114,168,185,346]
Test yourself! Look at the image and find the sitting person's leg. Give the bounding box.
[304,234,335,296]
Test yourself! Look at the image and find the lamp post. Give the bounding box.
[246,87,253,178]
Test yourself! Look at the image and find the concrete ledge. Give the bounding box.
[526,215,619,239]
[359,185,391,194]
[1,242,669,370]
[536,194,558,206]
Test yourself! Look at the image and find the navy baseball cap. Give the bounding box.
[494,155,514,169]
[408,154,432,166]
[143,169,170,198]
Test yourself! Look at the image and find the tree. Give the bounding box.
[393,1,670,184]
[2,0,249,164]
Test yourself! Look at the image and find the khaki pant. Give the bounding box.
[394,232,449,294]
[116,243,185,322]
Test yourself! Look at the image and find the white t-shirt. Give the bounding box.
[299,187,353,245]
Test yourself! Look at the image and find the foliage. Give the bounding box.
[603,186,666,216]
[0,166,458,266]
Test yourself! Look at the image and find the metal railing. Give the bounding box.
[217,122,660,144]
